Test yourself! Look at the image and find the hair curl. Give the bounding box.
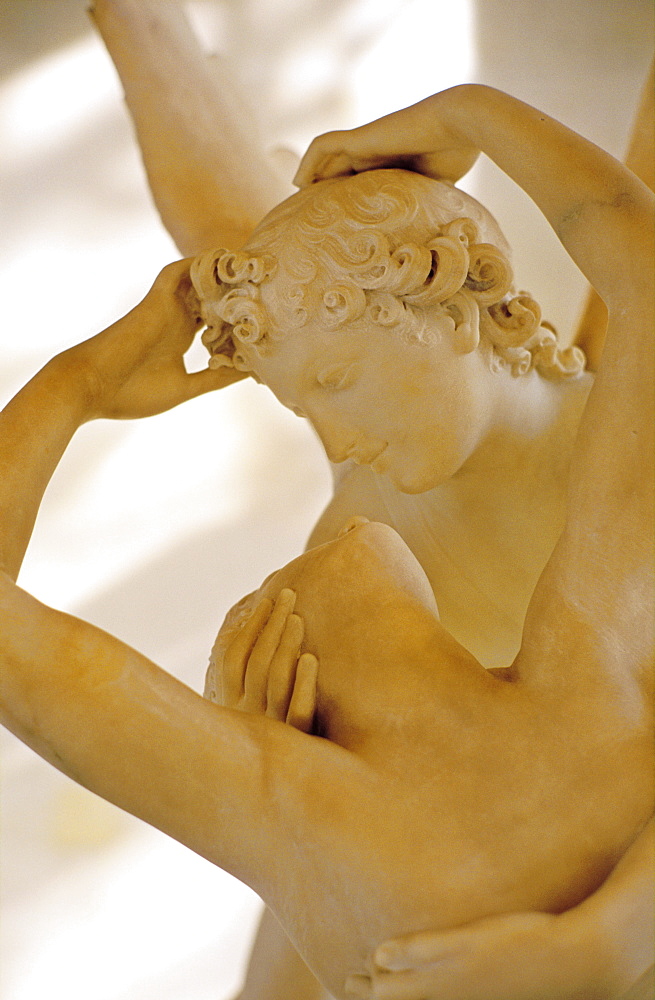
[191,170,585,380]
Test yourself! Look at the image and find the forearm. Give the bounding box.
[0,259,224,582]
[432,87,654,551]
[0,355,89,580]
[405,85,652,305]
[90,0,287,254]
[574,59,653,370]
[571,819,655,994]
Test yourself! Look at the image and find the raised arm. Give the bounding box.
[573,59,654,370]
[296,88,653,1000]
[0,261,240,580]
[297,84,654,669]
[91,0,290,254]
[0,262,290,891]
[296,84,651,313]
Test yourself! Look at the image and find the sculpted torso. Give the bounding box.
[205,520,650,996]
[0,6,652,999]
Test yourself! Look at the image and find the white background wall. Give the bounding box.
[0,2,652,997]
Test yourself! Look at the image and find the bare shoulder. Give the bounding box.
[0,572,333,892]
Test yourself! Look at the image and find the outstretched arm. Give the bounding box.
[91,0,290,254]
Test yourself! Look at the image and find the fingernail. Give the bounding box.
[345,975,371,998]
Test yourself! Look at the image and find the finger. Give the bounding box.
[243,589,297,711]
[293,133,351,186]
[374,931,461,972]
[152,257,194,293]
[264,614,304,721]
[345,974,373,999]
[368,968,433,1000]
[285,653,318,733]
[294,152,347,187]
[293,136,331,187]
[222,598,273,705]
[183,364,248,399]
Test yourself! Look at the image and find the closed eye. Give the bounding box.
[316,363,357,390]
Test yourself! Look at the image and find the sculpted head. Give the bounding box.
[191,169,584,491]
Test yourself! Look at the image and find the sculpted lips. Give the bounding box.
[349,444,387,466]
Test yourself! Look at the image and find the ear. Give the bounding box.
[442,291,480,354]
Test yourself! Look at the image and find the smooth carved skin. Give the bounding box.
[0,128,651,999]
[191,165,593,673]
[91,0,589,677]
[201,518,651,997]
[0,5,650,1000]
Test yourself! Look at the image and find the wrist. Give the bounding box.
[555,900,646,998]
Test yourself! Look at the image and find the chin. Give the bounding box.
[390,468,441,495]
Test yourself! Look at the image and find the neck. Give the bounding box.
[442,367,593,628]
[402,364,594,669]
[456,367,592,497]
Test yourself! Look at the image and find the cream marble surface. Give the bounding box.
[0,2,652,998]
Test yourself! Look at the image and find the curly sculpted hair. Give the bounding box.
[190,169,585,380]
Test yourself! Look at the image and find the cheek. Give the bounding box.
[387,457,437,494]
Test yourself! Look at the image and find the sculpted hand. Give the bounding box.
[293,92,479,188]
[222,589,318,733]
[347,913,597,1000]
[58,259,245,421]
[346,819,654,999]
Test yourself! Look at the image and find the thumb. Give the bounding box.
[374,929,465,972]
[185,365,249,398]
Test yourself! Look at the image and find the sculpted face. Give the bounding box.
[191,172,522,493]
[193,170,581,495]
[239,310,492,494]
